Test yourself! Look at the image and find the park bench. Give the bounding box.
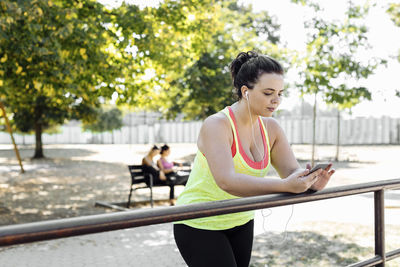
[127,164,190,208]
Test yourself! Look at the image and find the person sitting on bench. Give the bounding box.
[157,144,189,186]
[142,145,168,186]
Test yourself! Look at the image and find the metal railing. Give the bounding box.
[1,178,400,267]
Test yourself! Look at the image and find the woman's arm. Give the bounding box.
[266,118,334,191]
[142,156,152,167]
[198,114,321,197]
[143,156,167,180]
[267,118,302,178]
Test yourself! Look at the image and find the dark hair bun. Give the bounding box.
[230,51,284,99]
[230,51,259,82]
[160,144,170,154]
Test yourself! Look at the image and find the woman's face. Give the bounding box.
[163,148,171,156]
[246,72,284,117]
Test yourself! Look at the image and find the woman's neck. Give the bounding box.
[231,101,258,127]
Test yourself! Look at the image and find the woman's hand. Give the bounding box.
[160,171,167,181]
[285,168,322,194]
[307,163,335,191]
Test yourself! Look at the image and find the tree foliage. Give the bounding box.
[3,0,258,156]
[387,3,400,97]
[0,0,121,157]
[294,1,383,109]
[112,0,221,112]
[291,0,385,163]
[387,3,400,27]
[153,1,284,120]
[3,0,390,160]
[83,107,122,133]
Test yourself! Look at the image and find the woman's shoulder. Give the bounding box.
[202,112,231,131]
[143,155,154,165]
[261,116,280,129]
[198,112,232,150]
[261,117,283,142]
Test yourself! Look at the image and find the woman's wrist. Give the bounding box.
[280,177,293,193]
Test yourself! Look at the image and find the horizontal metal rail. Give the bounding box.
[1,178,400,266]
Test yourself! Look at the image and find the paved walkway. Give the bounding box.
[0,223,186,267]
[1,190,399,267]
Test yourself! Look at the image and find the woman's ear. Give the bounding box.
[241,85,248,99]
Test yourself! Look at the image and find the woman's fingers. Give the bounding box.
[297,168,310,177]
[310,167,336,191]
[324,163,333,171]
[304,168,322,183]
[306,163,312,170]
[289,167,334,193]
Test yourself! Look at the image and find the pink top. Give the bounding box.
[228,106,268,169]
[199,106,269,170]
[160,158,174,169]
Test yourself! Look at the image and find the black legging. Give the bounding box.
[173,220,254,267]
[166,172,188,186]
[142,165,189,199]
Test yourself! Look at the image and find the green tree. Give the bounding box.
[153,0,284,120]
[100,0,285,120]
[0,101,24,173]
[1,0,241,156]
[293,0,384,164]
[0,0,120,158]
[83,107,123,144]
[387,3,400,97]
[388,3,400,29]
[111,0,220,112]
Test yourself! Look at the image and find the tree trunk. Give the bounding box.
[311,92,317,167]
[397,122,400,144]
[33,122,44,158]
[0,101,25,173]
[335,109,341,162]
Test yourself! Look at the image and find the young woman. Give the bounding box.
[157,144,181,175]
[173,51,335,267]
[142,145,167,184]
[157,144,188,186]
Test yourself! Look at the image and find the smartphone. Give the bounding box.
[308,163,330,174]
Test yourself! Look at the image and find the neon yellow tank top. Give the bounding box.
[175,106,271,230]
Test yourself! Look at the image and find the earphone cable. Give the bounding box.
[246,93,294,246]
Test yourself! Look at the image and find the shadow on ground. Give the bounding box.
[0,144,191,226]
[250,230,371,267]
[0,146,97,160]
[0,157,130,226]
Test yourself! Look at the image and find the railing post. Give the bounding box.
[375,190,385,266]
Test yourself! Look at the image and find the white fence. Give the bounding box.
[1,116,399,145]
[279,116,400,145]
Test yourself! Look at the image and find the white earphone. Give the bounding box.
[245,91,249,99]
